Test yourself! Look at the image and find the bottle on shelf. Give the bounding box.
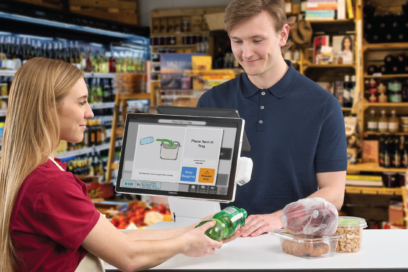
[402,136,408,168]
[343,75,351,107]
[379,134,385,167]
[367,110,378,132]
[195,206,247,241]
[367,65,378,75]
[392,135,401,168]
[388,110,399,133]
[396,53,408,74]
[350,75,356,106]
[378,110,388,133]
[383,136,392,168]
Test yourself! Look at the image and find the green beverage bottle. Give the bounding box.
[195,206,247,241]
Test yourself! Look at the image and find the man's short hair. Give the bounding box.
[224,0,290,52]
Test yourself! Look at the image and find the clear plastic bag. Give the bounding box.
[281,197,338,236]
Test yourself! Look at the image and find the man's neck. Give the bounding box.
[247,57,289,89]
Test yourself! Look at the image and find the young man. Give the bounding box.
[197,0,347,238]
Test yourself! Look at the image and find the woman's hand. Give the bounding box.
[179,221,223,257]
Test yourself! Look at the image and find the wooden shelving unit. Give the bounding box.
[306,19,355,24]
[363,42,408,52]
[347,162,407,173]
[345,186,402,196]
[364,73,408,78]
[303,64,356,68]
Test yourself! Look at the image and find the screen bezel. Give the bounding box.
[115,113,244,202]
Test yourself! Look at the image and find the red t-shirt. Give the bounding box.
[10,158,100,272]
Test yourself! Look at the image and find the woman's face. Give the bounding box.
[344,38,351,50]
[57,78,94,143]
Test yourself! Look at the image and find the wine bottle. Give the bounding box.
[363,1,375,19]
[379,64,388,74]
[396,54,407,73]
[343,75,351,108]
[367,65,378,75]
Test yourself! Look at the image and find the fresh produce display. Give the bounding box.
[281,197,338,236]
[110,201,172,229]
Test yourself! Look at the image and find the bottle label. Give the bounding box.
[343,90,350,100]
[384,155,390,167]
[378,122,388,129]
[6,59,15,70]
[389,94,402,102]
[220,207,242,230]
[368,122,378,129]
[388,122,399,129]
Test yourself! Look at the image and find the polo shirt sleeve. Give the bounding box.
[35,176,100,251]
[314,95,348,173]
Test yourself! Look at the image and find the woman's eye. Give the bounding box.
[80,101,87,106]
[234,41,242,44]
[254,40,262,43]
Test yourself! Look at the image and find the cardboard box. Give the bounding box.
[389,199,405,226]
[362,140,379,163]
[204,13,225,31]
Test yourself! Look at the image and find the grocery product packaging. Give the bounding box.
[282,197,338,236]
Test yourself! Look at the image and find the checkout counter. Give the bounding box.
[104,229,407,271]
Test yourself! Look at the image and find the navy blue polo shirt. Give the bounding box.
[197,60,347,215]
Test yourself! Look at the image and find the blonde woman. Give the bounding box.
[0,58,241,272]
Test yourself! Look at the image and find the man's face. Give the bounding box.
[230,10,286,77]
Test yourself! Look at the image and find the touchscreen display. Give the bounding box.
[118,115,238,196]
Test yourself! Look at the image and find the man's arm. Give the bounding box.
[240,170,346,237]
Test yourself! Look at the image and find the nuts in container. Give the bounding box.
[335,216,367,253]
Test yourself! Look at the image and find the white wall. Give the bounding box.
[137,0,233,27]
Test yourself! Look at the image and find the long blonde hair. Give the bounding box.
[0,58,83,272]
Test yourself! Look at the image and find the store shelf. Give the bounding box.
[150,45,196,48]
[347,162,407,173]
[0,96,8,99]
[365,132,408,136]
[342,107,352,111]
[150,31,206,37]
[304,64,356,68]
[84,73,117,78]
[0,70,117,78]
[363,42,408,52]
[90,102,115,110]
[118,93,151,100]
[345,186,402,196]
[364,102,408,107]
[55,141,120,159]
[306,19,355,24]
[364,73,408,78]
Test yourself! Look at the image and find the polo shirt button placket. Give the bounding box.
[258,90,266,132]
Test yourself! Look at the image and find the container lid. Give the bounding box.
[338,216,367,228]
[271,229,341,242]
[383,172,397,175]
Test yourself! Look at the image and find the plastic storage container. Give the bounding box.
[272,229,341,259]
[335,216,367,253]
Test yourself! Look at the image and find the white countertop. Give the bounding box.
[104,229,408,271]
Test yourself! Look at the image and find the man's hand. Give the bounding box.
[179,221,223,257]
[241,210,283,237]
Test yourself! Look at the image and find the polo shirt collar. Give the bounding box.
[242,60,298,98]
[43,157,68,171]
